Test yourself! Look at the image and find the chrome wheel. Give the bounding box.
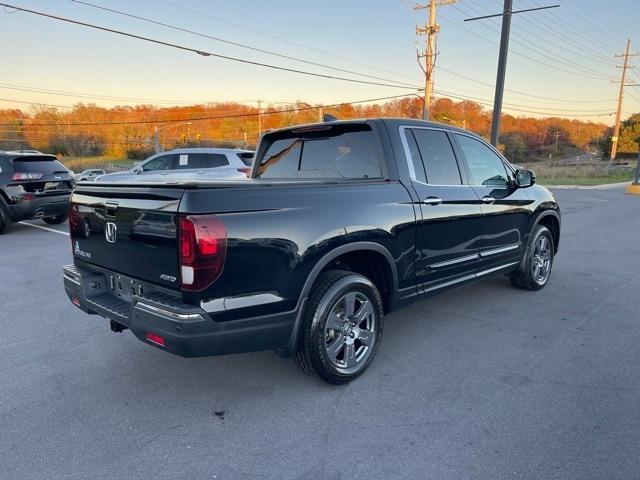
[324,291,377,374]
[531,235,552,285]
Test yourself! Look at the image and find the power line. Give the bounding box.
[0,3,421,90]
[435,90,614,117]
[477,0,617,64]
[70,0,419,89]
[152,0,422,84]
[0,92,421,127]
[436,66,616,103]
[454,3,615,80]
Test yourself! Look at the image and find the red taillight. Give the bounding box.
[12,172,42,181]
[145,332,165,347]
[71,297,81,307]
[23,193,36,201]
[178,215,227,291]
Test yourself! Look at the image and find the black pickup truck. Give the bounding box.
[63,118,560,384]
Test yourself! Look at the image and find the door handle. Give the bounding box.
[481,196,496,204]
[423,196,443,206]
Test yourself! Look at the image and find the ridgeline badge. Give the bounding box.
[74,241,91,259]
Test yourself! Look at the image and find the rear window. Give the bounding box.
[237,152,254,166]
[13,156,68,174]
[256,124,382,179]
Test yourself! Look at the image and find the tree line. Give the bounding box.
[0,96,627,162]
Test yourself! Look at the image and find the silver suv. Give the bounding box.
[95,148,254,183]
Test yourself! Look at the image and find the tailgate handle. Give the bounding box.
[105,201,118,218]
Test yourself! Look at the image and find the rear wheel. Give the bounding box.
[43,211,69,225]
[510,225,554,291]
[295,270,384,384]
[0,200,11,234]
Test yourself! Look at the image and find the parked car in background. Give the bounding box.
[94,148,254,183]
[75,169,105,182]
[63,118,560,384]
[0,152,74,233]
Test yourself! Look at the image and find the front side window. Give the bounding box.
[256,124,382,179]
[143,154,177,172]
[410,129,461,185]
[455,135,510,187]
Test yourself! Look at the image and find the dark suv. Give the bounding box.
[0,152,74,233]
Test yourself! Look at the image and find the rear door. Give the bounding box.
[452,133,531,270]
[400,126,484,293]
[69,185,184,290]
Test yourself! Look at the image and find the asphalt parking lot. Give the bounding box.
[1,187,639,480]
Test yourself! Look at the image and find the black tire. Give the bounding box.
[510,225,554,291]
[295,270,384,385]
[0,200,11,234]
[43,211,69,225]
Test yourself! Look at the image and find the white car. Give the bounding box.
[95,148,254,183]
[75,169,105,182]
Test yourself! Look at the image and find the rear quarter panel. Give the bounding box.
[180,180,417,319]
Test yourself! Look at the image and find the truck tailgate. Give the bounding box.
[69,185,184,290]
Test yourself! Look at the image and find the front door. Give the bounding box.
[400,127,484,293]
[452,133,533,271]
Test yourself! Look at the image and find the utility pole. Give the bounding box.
[464,2,559,146]
[415,0,456,120]
[257,99,263,136]
[318,106,324,122]
[553,132,560,153]
[610,39,639,165]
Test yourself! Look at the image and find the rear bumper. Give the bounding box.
[8,193,70,221]
[62,264,295,358]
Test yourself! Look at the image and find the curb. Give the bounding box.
[544,181,631,190]
[625,183,640,195]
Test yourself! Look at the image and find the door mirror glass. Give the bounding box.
[515,169,535,188]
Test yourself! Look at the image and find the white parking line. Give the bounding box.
[18,221,70,236]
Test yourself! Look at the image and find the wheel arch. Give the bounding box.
[533,209,560,253]
[285,242,398,353]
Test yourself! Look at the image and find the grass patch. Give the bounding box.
[58,155,131,173]
[538,174,633,186]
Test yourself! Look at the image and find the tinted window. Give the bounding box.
[411,129,461,185]
[404,129,427,183]
[143,154,177,172]
[13,156,68,174]
[237,152,254,166]
[257,125,381,179]
[455,134,509,187]
[176,153,229,169]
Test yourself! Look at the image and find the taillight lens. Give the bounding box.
[12,172,43,181]
[178,215,227,291]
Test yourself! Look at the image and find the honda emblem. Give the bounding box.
[105,222,117,243]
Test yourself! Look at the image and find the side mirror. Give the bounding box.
[515,169,535,188]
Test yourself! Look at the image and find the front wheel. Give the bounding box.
[295,270,384,384]
[43,212,69,225]
[510,225,554,291]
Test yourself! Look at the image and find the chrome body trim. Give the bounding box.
[479,244,520,258]
[135,301,204,321]
[428,253,479,269]
[201,293,285,313]
[424,261,519,293]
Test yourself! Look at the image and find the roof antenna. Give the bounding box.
[323,113,338,122]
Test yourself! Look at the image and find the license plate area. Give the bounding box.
[44,182,61,191]
[106,272,145,302]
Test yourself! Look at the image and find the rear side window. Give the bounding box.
[176,153,229,169]
[409,129,462,185]
[237,152,254,166]
[13,156,68,174]
[0,157,12,174]
[256,124,382,179]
